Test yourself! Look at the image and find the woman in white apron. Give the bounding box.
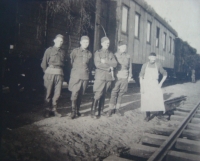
[139,52,167,122]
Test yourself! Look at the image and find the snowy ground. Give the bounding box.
[2,81,200,161]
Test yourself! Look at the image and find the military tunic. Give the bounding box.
[41,46,65,106]
[109,52,132,108]
[93,49,117,100]
[68,47,92,101]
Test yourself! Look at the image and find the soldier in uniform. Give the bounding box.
[107,40,132,116]
[91,37,117,118]
[68,36,92,119]
[41,34,65,117]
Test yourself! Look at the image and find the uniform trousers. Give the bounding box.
[93,80,111,100]
[44,73,63,106]
[109,78,128,108]
[68,78,88,101]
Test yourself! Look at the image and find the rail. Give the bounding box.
[148,100,200,161]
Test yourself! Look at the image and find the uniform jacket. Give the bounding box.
[94,49,117,81]
[114,52,132,79]
[70,47,92,80]
[41,46,65,72]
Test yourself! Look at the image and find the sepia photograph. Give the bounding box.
[1,0,200,160]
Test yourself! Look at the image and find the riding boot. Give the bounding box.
[107,104,115,117]
[76,106,81,117]
[115,104,122,116]
[97,104,101,119]
[71,100,76,119]
[44,109,52,118]
[91,99,98,118]
[144,111,150,122]
[52,105,62,117]
[99,95,106,116]
[43,101,52,118]
[76,94,82,117]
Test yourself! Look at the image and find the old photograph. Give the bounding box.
[1,0,200,160]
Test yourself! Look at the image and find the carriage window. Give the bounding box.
[163,32,166,50]
[156,27,160,47]
[147,21,151,43]
[134,13,140,38]
[171,39,174,54]
[121,5,128,33]
[169,36,172,53]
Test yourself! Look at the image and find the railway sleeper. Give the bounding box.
[181,129,200,141]
[194,113,200,118]
[170,115,185,121]
[103,155,132,161]
[175,138,200,154]
[170,115,200,123]
[176,107,193,112]
[121,144,157,159]
[145,125,175,136]
[173,111,188,116]
[173,111,200,119]
[191,117,200,124]
[166,150,200,161]
[187,123,200,130]
[141,133,167,147]
[164,96,187,105]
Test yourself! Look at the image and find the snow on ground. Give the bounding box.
[2,81,200,161]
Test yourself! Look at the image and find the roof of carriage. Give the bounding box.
[133,0,178,37]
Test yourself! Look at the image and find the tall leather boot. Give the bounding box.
[91,99,98,118]
[52,105,62,117]
[43,101,52,118]
[107,104,115,117]
[71,100,76,119]
[115,104,122,116]
[76,94,82,117]
[99,95,106,116]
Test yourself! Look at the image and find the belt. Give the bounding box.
[45,67,63,75]
[49,65,61,69]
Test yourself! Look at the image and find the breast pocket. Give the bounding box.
[82,55,89,64]
[49,53,58,63]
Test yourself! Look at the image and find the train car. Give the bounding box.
[93,0,178,83]
[174,37,197,80]
[4,0,197,91]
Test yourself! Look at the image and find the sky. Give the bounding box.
[145,0,200,53]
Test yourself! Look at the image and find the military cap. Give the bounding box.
[118,40,127,46]
[149,52,156,56]
[101,37,109,43]
[81,36,89,41]
[55,34,64,39]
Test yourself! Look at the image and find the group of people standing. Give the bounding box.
[41,34,167,122]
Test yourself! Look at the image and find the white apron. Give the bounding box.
[141,63,165,112]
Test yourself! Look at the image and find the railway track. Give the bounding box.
[104,100,200,161]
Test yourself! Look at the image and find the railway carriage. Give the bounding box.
[93,0,178,83]
[2,0,198,91]
[174,37,197,80]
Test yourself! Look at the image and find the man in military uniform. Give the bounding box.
[91,37,117,118]
[107,40,132,116]
[41,34,65,117]
[68,36,92,119]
